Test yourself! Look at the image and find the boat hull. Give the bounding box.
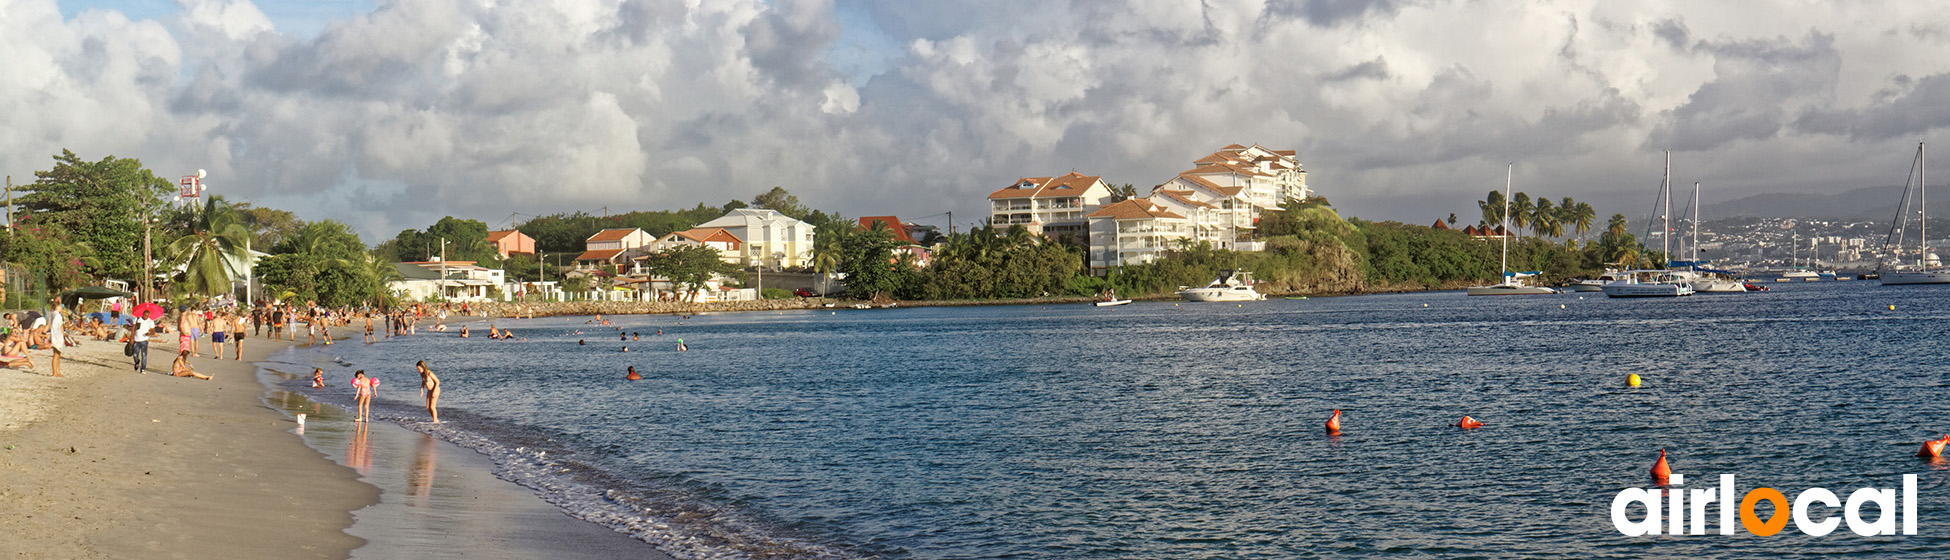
[1569,282,1606,292]
[1466,285,1558,296]
[1881,270,1950,285]
[1601,284,1695,297]
[1691,280,1748,293]
[1093,299,1132,307]
[1178,288,1264,302]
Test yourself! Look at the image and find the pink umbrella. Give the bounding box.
[131,302,165,321]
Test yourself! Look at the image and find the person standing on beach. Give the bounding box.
[231,311,246,360]
[416,360,441,423]
[351,370,378,422]
[130,313,155,372]
[47,300,65,377]
[212,311,229,360]
[363,312,375,344]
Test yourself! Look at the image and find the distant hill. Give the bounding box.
[1702,186,1950,220]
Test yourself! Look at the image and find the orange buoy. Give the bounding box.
[625,366,642,381]
[1325,409,1342,435]
[1651,449,1672,483]
[1919,435,1950,458]
[1456,416,1484,429]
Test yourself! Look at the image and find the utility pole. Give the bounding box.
[947,210,953,236]
[5,175,12,238]
[439,238,448,301]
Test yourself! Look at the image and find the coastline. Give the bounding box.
[0,327,374,559]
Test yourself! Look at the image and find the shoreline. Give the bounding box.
[0,326,375,559]
[468,284,1448,319]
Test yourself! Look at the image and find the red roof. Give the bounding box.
[858,216,917,243]
[987,172,1102,200]
[575,249,624,261]
[586,228,641,242]
[1088,199,1188,220]
[1432,220,1450,230]
[486,230,526,242]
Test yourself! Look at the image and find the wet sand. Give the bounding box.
[3,325,676,560]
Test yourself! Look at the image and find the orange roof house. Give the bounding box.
[486,229,535,258]
[857,216,918,243]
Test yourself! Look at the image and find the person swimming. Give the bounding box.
[625,366,641,380]
[460,325,470,338]
[621,346,629,352]
[676,339,688,352]
[631,332,639,341]
[578,339,586,345]
[620,332,627,341]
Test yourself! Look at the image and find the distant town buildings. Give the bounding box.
[987,172,1115,245]
[696,208,817,269]
[485,229,536,259]
[1087,199,1192,268]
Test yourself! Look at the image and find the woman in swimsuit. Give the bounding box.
[170,349,211,380]
[351,370,378,422]
[416,360,441,423]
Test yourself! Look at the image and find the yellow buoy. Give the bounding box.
[1889,305,1897,310]
[1559,304,1566,309]
[1423,303,1429,307]
[1627,374,1642,388]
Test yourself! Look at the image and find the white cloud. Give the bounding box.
[3,0,1949,244]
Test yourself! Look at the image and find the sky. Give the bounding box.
[6,0,1949,242]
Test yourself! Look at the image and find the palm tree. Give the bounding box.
[163,197,252,297]
[1572,202,1597,241]
[1532,198,1556,238]
[1510,192,1533,237]
[363,253,405,306]
[811,226,845,295]
[1478,190,1506,229]
[1536,208,1565,239]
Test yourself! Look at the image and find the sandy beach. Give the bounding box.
[2,325,675,559]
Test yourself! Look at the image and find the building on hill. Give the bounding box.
[1145,144,1311,251]
[1432,220,1451,230]
[648,228,743,264]
[388,260,507,301]
[574,228,654,272]
[1087,198,1193,270]
[486,229,536,258]
[696,208,816,268]
[987,172,1114,245]
[858,215,932,266]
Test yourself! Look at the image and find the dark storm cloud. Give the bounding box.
[1796,73,1950,141]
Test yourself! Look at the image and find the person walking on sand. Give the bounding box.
[416,360,441,423]
[231,311,246,360]
[178,306,199,357]
[170,349,212,380]
[47,300,65,377]
[212,311,229,360]
[351,370,379,422]
[363,312,375,344]
[130,312,155,372]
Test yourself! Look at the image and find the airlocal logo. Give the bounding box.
[1612,474,1919,537]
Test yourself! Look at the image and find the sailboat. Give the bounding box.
[1467,164,1557,296]
[1603,151,1695,298]
[1674,182,1747,293]
[1880,142,1950,285]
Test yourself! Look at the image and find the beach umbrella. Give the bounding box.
[131,302,165,320]
[59,286,136,308]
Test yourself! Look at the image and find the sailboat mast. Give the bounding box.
[1692,182,1701,264]
[1923,142,1929,269]
[1663,151,1672,266]
[1502,163,1512,278]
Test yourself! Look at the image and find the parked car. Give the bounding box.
[794,288,817,298]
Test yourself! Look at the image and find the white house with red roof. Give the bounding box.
[1087,198,1194,269]
[575,228,655,272]
[987,172,1114,243]
[1147,144,1311,251]
[696,208,816,268]
[648,227,744,264]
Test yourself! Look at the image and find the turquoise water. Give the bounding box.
[281,282,1950,558]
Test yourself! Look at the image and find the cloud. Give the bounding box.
[3,0,1950,246]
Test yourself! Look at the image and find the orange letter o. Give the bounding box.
[1741,488,1790,536]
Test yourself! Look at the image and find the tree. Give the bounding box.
[641,245,738,302]
[16,150,174,281]
[163,197,253,297]
[503,253,542,282]
[235,204,305,250]
[836,226,904,300]
[1570,201,1596,241]
[1108,183,1138,203]
[0,220,96,295]
[749,186,809,220]
[1510,192,1533,237]
[1447,213,1458,226]
[1478,190,1506,229]
[378,216,495,263]
[275,220,370,262]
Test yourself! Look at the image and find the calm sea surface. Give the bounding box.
[275,281,1950,558]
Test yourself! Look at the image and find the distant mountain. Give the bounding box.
[1700,186,1950,220]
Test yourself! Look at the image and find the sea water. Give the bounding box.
[276,282,1950,558]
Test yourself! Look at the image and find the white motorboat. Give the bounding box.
[1601,271,1696,297]
[1178,270,1266,302]
[1093,299,1132,307]
[1467,164,1558,296]
[1690,271,1748,293]
[1569,270,1629,292]
[1880,142,1950,285]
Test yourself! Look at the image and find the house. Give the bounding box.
[858,216,932,266]
[648,228,743,264]
[388,260,508,301]
[695,208,816,268]
[574,228,655,272]
[987,172,1114,244]
[1087,198,1193,270]
[1146,144,1312,251]
[486,230,536,258]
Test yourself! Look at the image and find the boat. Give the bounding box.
[1880,143,1950,285]
[1601,152,1693,298]
[1467,164,1558,296]
[1569,270,1629,292]
[1093,299,1131,307]
[1601,270,1697,297]
[1741,283,1771,292]
[852,303,871,309]
[1671,182,1746,293]
[1284,296,1309,300]
[1177,270,1266,302]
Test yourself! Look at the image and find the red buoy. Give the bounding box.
[1919,435,1950,458]
[1651,449,1672,483]
[1456,416,1484,429]
[1325,409,1342,435]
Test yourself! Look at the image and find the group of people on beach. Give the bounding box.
[319,360,441,424]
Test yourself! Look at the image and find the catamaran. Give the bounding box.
[1602,151,1694,298]
[1468,164,1557,296]
[1880,142,1950,285]
[1673,182,1746,293]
